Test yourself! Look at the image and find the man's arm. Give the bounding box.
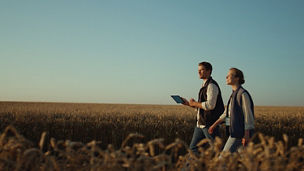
[189,83,219,110]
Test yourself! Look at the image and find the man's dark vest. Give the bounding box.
[226,86,254,138]
[198,77,224,127]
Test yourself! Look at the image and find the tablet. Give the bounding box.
[171,95,185,104]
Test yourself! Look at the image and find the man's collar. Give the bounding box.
[202,77,212,87]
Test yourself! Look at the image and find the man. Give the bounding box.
[182,62,224,154]
[208,68,254,153]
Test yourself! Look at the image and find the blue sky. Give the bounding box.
[0,1,303,106]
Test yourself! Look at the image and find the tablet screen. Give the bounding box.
[171,95,184,104]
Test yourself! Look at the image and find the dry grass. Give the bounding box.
[0,102,303,170]
[0,102,196,148]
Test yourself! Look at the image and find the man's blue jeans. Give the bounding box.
[189,126,219,154]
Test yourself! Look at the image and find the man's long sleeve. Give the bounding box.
[201,83,219,111]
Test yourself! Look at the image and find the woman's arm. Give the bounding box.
[208,108,226,134]
[208,116,225,134]
[241,92,254,145]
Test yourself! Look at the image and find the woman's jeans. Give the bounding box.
[222,136,243,153]
[189,126,219,154]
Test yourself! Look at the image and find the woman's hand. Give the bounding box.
[242,130,250,146]
[208,125,215,134]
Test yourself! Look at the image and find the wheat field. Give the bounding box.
[0,102,303,170]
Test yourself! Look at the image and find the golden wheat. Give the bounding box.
[0,102,303,170]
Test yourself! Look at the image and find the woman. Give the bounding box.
[208,68,254,153]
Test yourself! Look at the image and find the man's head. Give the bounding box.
[226,68,245,85]
[198,62,212,79]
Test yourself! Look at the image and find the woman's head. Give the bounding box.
[226,68,245,85]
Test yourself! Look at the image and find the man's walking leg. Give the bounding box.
[189,127,206,155]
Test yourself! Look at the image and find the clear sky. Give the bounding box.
[1,1,303,106]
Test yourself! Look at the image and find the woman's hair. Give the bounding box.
[230,68,245,85]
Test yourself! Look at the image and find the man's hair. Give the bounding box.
[230,68,245,85]
[198,62,212,74]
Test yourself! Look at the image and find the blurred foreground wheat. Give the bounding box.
[0,125,303,171]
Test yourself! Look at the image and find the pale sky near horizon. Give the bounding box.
[1,1,304,106]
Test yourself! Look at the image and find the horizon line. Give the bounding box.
[0,100,303,108]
